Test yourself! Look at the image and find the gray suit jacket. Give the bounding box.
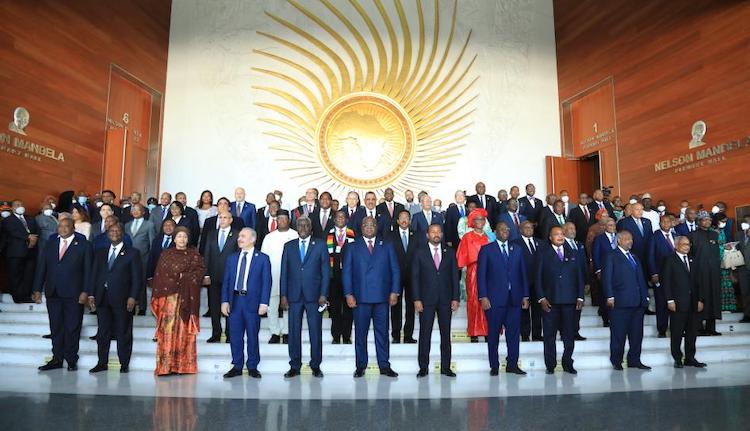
[125,218,155,264]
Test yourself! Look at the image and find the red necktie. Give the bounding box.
[270,218,276,231]
[513,213,519,227]
[433,247,441,270]
[584,206,590,222]
[367,240,374,254]
[59,238,69,261]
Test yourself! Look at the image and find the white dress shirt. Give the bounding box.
[234,249,254,291]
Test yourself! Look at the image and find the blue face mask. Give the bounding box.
[78,196,88,204]
[147,203,157,211]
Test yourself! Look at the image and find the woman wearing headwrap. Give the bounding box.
[457,208,490,342]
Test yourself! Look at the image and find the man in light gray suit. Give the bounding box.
[125,203,155,316]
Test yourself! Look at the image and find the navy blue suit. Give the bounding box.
[499,211,526,242]
[230,201,257,230]
[477,240,529,369]
[147,233,174,279]
[536,244,585,370]
[518,196,544,224]
[91,232,132,250]
[675,220,698,236]
[514,236,543,339]
[351,207,387,236]
[32,233,91,365]
[342,237,401,369]
[602,248,650,367]
[648,230,677,335]
[410,210,444,235]
[616,216,653,268]
[222,249,271,371]
[444,204,467,249]
[592,231,618,322]
[280,237,330,370]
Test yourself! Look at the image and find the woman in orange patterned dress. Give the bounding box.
[457,208,490,342]
[151,226,206,376]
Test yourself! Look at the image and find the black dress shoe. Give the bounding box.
[248,369,262,378]
[332,339,341,345]
[89,335,97,340]
[120,366,129,373]
[563,366,577,375]
[89,364,108,373]
[684,359,707,368]
[612,364,623,371]
[657,333,667,338]
[709,331,722,336]
[392,338,401,344]
[311,368,324,378]
[645,309,656,315]
[136,310,146,316]
[223,368,242,378]
[202,311,210,317]
[225,338,230,344]
[380,367,398,377]
[532,336,544,342]
[575,334,587,341]
[673,361,684,368]
[268,335,280,344]
[206,336,221,343]
[403,337,417,344]
[470,337,479,343]
[67,364,78,371]
[42,334,52,339]
[343,338,352,344]
[631,363,652,370]
[283,368,300,378]
[353,368,365,378]
[38,359,63,371]
[282,335,289,344]
[522,336,530,342]
[490,368,499,376]
[739,317,750,323]
[603,321,610,328]
[440,369,456,377]
[546,368,554,374]
[416,369,428,378]
[506,366,527,375]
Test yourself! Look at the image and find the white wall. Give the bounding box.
[161,0,560,206]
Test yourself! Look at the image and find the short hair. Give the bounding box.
[217,197,231,206]
[101,189,116,197]
[99,203,114,213]
[616,231,632,240]
[241,227,258,240]
[296,216,312,227]
[495,220,510,230]
[320,191,332,200]
[397,209,411,218]
[675,235,690,245]
[427,223,443,232]
[106,222,124,233]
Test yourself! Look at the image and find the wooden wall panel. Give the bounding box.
[554,0,750,217]
[0,0,170,211]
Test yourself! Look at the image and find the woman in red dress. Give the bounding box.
[457,208,490,342]
[151,226,206,375]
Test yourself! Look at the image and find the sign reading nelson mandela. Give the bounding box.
[0,107,65,163]
[654,121,749,173]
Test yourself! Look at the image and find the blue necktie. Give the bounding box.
[459,206,465,217]
[569,240,577,250]
[401,230,408,252]
[626,252,637,269]
[635,218,643,235]
[609,234,616,249]
[235,251,248,292]
[162,235,170,249]
[107,247,117,270]
[299,239,306,262]
[218,229,226,251]
[501,243,508,258]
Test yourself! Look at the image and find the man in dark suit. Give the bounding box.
[279,217,329,378]
[147,219,176,280]
[151,192,173,236]
[203,212,239,343]
[662,236,706,368]
[498,198,526,242]
[411,194,444,236]
[568,193,595,244]
[495,189,509,216]
[91,215,133,250]
[326,210,355,344]
[588,189,615,219]
[175,192,200,245]
[602,231,651,370]
[514,221,543,341]
[518,183,544,226]
[468,182,497,227]
[539,200,567,240]
[376,187,404,236]
[592,219,618,327]
[254,200,279,250]
[310,192,335,239]
[343,216,401,377]
[32,219,91,371]
[563,222,588,341]
[124,204,154,316]
[87,223,142,373]
[444,190,468,249]
[342,191,362,231]
[201,198,244,254]
[91,190,122,223]
[536,226,585,374]
[221,228,271,378]
[351,191,387,236]
[91,203,115,238]
[537,193,559,234]
[230,187,256,230]
[387,210,419,344]
[412,224,460,377]
[648,215,678,337]
[477,221,529,376]
[616,203,653,269]
[1,199,39,303]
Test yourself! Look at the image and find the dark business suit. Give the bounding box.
[280,237,330,370]
[342,237,401,369]
[587,200,615,219]
[568,205,595,244]
[468,194,497,227]
[182,207,201,247]
[518,196,544,225]
[2,213,39,302]
[592,231,618,324]
[351,206,387,236]
[411,244,460,371]
[539,210,567,240]
[410,210,444,236]
[343,205,362,231]
[564,239,588,335]
[376,201,405,236]
[310,207,335,240]
[147,233,174,279]
[444,204,467,249]
[222,250,272,371]
[514,236,543,340]
[229,201,257,230]
[499,211,526,242]
[616,216,653,266]
[32,233,91,365]
[326,227,355,342]
[88,244,142,368]
[203,227,239,338]
[200,214,244,254]
[536,244,585,370]
[477,241,529,369]
[661,252,701,363]
[387,228,419,341]
[648,230,678,335]
[675,220,698,236]
[602,248,650,367]
[91,232,132,251]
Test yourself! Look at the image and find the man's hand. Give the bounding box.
[258,304,269,315]
[480,297,491,311]
[540,298,551,313]
[414,300,424,313]
[667,302,676,312]
[650,274,659,285]
[78,292,88,305]
[32,291,42,304]
[607,298,615,309]
[346,295,357,308]
[576,298,584,311]
[389,293,398,306]
[87,296,96,312]
[203,276,211,286]
[280,295,289,310]
[126,297,136,313]
[521,297,529,310]
[221,302,230,316]
[451,300,459,312]
[318,295,327,307]
[697,301,704,313]
[28,234,38,248]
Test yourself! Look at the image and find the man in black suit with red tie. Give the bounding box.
[376,187,404,236]
[568,193,595,244]
[311,192,335,239]
[661,236,706,368]
[412,223,460,377]
[387,209,418,344]
[468,182,497,228]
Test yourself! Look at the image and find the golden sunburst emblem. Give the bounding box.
[253,0,477,194]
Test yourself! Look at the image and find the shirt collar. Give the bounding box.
[497,240,508,248]
[618,246,630,255]
[676,251,688,258]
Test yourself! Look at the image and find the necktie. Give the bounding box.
[583,205,590,221]
[635,218,643,235]
[350,208,355,217]
[367,239,374,254]
[683,255,690,271]
[388,202,393,217]
[108,247,117,269]
[162,207,168,220]
[558,215,564,225]
[59,238,68,261]
[270,218,277,231]
[369,210,374,218]
[162,235,171,249]
[556,246,564,261]
[501,243,508,258]
[219,229,226,251]
[131,219,139,235]
[626,252,637,269]
[513,213,519,227]
[689,223,695,232]
[598,201,604,209]
[426,212,431,224]
[609,233,616,249]
[569,240,577,250]
[236,202,242,217]
[527,238,536,253]
[433,247,441,270]
[480,196,485,208]
[235,251,248,292]
[321,210,327,228]
[459,206,465,217]
[337,230,345,247]
[308,205,313,215]
[665,233,673,250]
[299,239,306,261]
[401,230,408,252]
[17,215,28,232]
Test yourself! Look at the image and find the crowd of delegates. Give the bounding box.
[1,182,749,378]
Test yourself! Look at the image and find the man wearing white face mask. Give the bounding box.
[1,200,39,303]
[35,202,59,258]
[560,190,571,218]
